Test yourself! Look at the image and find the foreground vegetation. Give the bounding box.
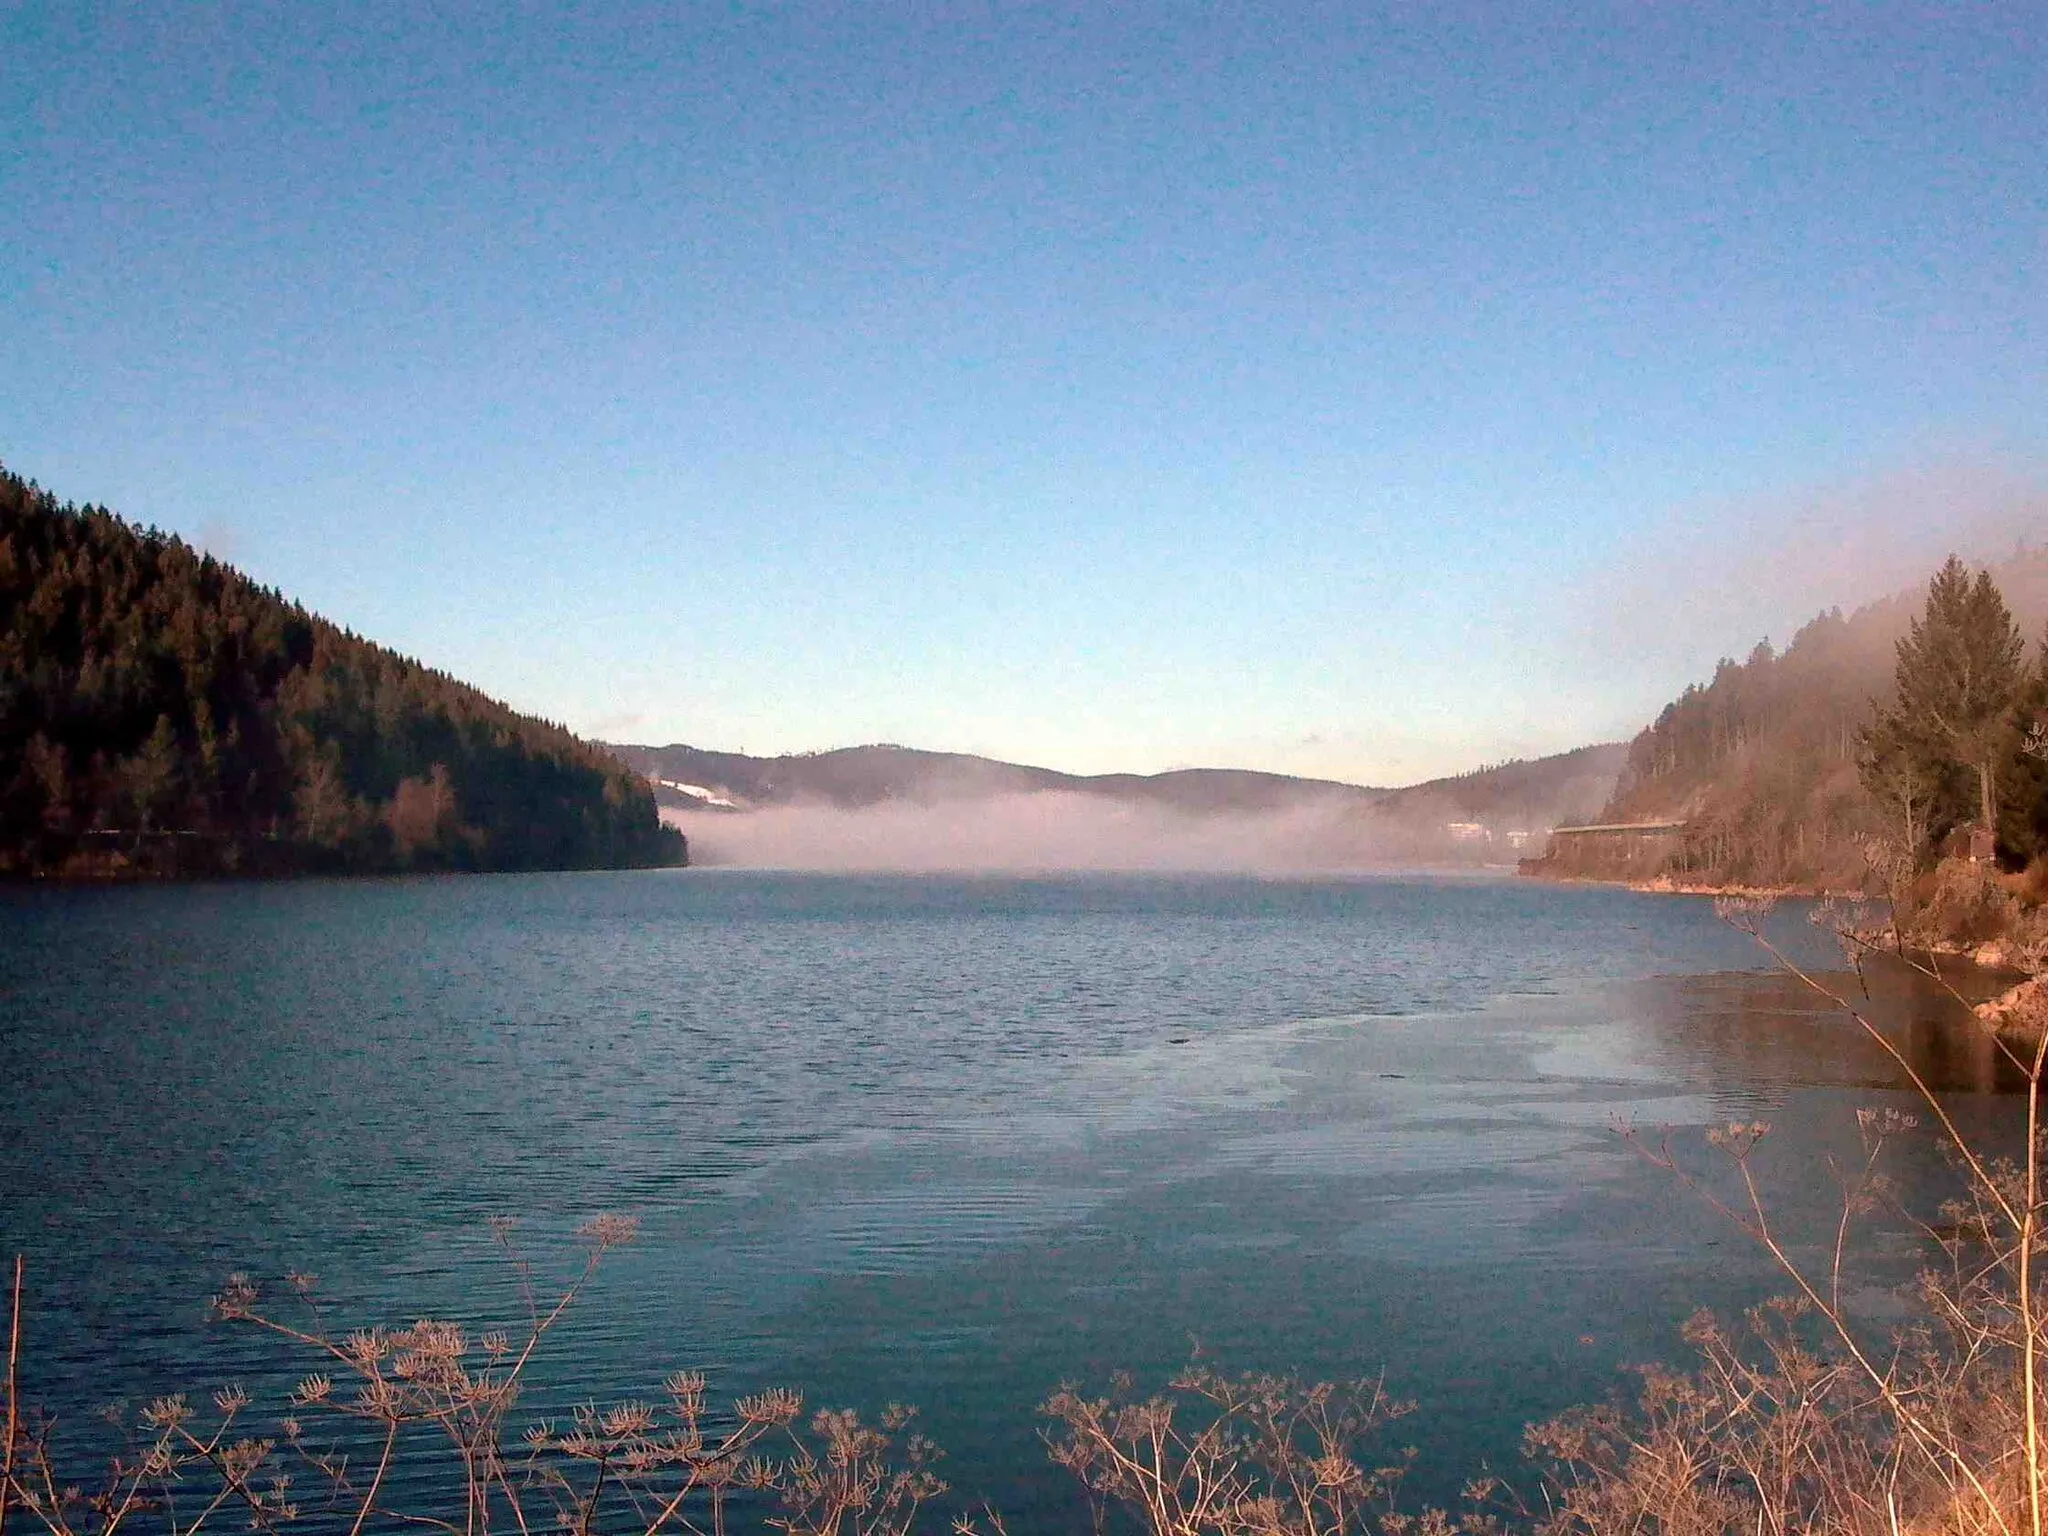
[0,467,684,877]
[6,911,2048,1536]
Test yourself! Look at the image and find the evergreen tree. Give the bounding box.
[1996,628,2048,864]
[1856,703,1948,858]
[1887,555,2026,835]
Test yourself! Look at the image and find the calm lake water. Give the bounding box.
[0,871,2022,1518]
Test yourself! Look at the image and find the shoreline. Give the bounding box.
[1531,869,2040,981]
[0,850,692,885]
[1516,867,1845,899]
[1626,875,1834,898]
[1974,977,2048,1051]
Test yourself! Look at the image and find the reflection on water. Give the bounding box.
[0,874,2028,1517]
[1629,954,2025,1096]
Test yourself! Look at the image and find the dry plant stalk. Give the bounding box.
[1527,895,2048,1536]
[0,1216,945,1536]
[1040,1363,1448,1536]
[4,1253,22,1536]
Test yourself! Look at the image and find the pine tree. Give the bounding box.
[1856,704,1946,858]
[1887,555,2027,837]
[124,714,183,831]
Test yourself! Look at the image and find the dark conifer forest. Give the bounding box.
[0,466,685,877]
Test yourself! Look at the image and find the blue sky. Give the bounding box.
[5,4,2044,784]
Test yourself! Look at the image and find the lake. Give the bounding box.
[0,871,2019,1520]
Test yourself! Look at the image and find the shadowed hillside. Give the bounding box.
[0,466,685,878]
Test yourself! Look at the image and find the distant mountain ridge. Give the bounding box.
[606,742,1385,814]
[604,739,1626,865]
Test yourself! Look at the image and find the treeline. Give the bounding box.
[1593,608,1891,886]
[1553,550,2048,890]
[0,466,685,877]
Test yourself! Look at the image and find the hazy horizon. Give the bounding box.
[621,736,1614,790]
[636,739,1621,872]
[667,795,1394,874]
[661,794,1543,875]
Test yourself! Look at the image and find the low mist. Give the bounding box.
[667,793,1434,874]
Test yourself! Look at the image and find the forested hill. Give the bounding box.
[0,467,685,877]
[1537,548,2048,888]
[607,741,1387,814]
[612,738,1625,867]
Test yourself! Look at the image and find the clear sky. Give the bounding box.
[5,4,2044,785]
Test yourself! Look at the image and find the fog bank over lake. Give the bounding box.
[668,793,1400,872]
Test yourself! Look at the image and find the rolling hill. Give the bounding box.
[604,739,1626,869]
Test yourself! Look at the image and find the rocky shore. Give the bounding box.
[1974,976,2048,1055]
